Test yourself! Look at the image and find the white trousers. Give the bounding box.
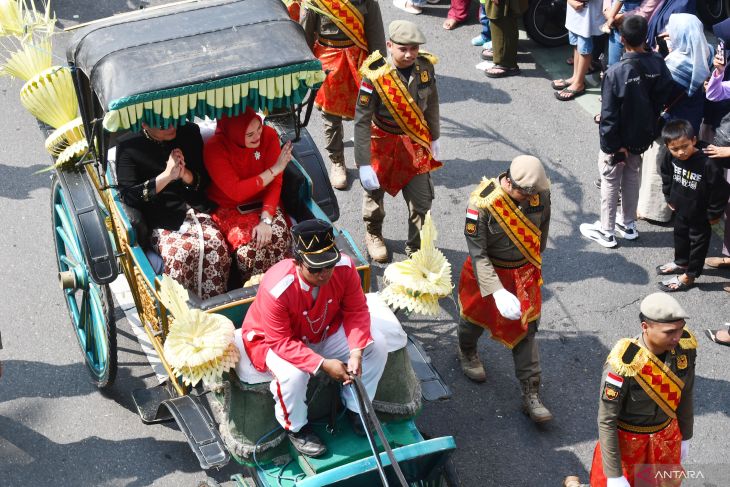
[265,326,388,432]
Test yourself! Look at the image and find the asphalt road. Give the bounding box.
[1,1,729,486]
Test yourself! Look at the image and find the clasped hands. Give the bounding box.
[321,350,362,385]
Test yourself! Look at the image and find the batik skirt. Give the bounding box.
[211,207,292,283]
[150,209,231,300]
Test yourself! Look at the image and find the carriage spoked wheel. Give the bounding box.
[51,175,117,388]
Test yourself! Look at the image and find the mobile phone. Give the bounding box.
[656,35,669,57]
[718,39,726,65]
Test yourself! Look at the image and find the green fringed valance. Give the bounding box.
[102,61,325,132]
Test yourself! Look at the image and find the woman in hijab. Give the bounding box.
[204,107,293,283]
[116,122,231,300]
[663,12,712,132]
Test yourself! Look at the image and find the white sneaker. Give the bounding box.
[579,221,618,248]
[392,0,422,14]
[615,220,639,240]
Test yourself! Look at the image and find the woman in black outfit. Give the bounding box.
[116,122,231,300]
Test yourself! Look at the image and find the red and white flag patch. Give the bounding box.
[360,81,374,94]
[466,208,478,221]
[605,372,624,388]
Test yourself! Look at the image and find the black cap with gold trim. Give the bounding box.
[291,219,341,269]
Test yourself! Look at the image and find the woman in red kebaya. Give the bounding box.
[204,108,293,283]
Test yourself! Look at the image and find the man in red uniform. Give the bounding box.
[241,219,387,457]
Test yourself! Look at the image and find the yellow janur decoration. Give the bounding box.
[20,65,78,128]
[158,275,240,388]
[44,116,85,155]
[0,0,55,38]
[381,211,452,316]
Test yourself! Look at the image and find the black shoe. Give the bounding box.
[347,410,367,437]
[288,425,327,457]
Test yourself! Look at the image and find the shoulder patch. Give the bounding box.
[268,274,295,299]
[417,51,439,66]
[464,207,479,237]
[468,178,498,209]
[479,180,496,198]
[678,327,697,350]
[336,254,352,267]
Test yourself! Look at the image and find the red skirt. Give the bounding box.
[370,124,442,197]
[590,419,683,487]
[458,257,541,349]
[313,43,366,119]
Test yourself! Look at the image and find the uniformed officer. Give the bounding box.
[300,0,385,190]
[353,20,441,263]
[587,293,696,487]
[457,155,553,423]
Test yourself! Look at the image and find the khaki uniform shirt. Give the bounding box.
[597,334,696,478]
[464,175,550,296]
[300,0,386,56]
[353,54,440,168]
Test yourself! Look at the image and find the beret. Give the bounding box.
[640,292,688,322]
[389,20,426,45]
[509,155,550,194]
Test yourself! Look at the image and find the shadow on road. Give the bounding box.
[0,163,49,200]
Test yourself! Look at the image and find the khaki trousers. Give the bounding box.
[598,150,642,233]
[362,172,434,253]
[490,14,519,69]
[458,319,541,382]
[322,111,345,160]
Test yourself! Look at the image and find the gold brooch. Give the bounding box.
[676,354,688,370]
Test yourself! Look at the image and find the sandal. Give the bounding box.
[442,18,458,30]
[484,65,521,78]
[480,48,493,60]
[706,329,730,347]
[658,275,694,292]
[551,79,570,90]
[656,262,688,276]
[555,88,585,101]
[593,113,601,124]
[563,476,586,487]
[705,256,730,268]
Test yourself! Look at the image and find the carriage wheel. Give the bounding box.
[441,456,461,487]
[51,175,117,388]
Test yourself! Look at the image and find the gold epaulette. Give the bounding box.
[359,51,391,80]
[607,338,649,377]
[418,50,439,65]
[468,177,498,209]
[679,327,697,350]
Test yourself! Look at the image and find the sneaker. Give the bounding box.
[471,35,487,46]
[579,221,618,248]
[615,221,639,240]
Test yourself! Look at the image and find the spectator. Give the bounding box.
[656,119,730,291]
[482,0,527,77]
[474,1,492,49]
[580,15,673,248]
[551,0,604,101]
[393,0,437,15]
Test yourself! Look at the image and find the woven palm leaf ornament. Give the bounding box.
[158,275,240,388]
[381,211,453,316]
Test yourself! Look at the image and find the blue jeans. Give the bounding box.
[479,4,491,42]
[569,31,594,55]
[607,1,641,66]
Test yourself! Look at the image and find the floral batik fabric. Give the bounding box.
[212,207,292,283]
[150,209,231,300]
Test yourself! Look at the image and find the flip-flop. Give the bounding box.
[656,262,688,275]
[658,275,694,292]
[551,79,570,90]
[594,113,601,124]
[555,88,585,101]
[484,66,521,78]
[480,48,493,60]
[706,329,730,347]
[705,256,730,268]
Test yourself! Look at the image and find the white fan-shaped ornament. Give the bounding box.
[159,275,240,387]
[45,117,85,155]
[381,211,453,316]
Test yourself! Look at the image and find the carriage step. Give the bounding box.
[132,384,175,423]
[406,336,452,401]
[163,395,230,470]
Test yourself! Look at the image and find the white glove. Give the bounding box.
[492,288,522,321]
[358,165,380,191]
[430,138,441,160]
[681,440,689,462]
[606,477,630,487]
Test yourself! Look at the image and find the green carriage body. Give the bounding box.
[47,1,457,485]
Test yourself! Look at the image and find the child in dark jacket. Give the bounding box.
[657,119,730,291]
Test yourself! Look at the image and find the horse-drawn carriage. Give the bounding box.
[42,0,459,484]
